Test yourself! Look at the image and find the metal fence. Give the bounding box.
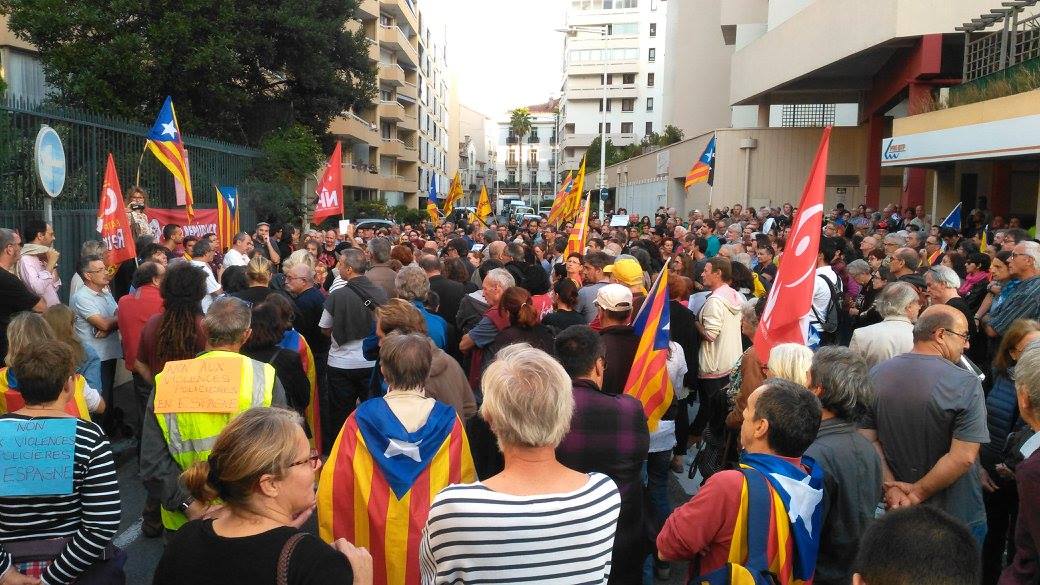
[0,97,269,302]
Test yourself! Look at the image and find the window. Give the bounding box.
[646,97,654,111]
[621,122,633,134]
[622,73,635,84]
[602,73,613,85]
[607,22,638,35]
[598,122,612,134]
[649,23,657,37]
[530,171,538,184]
[380,90,393,101]
[780,104,836,127]
[598,99,613,112]
[647,72,655,87]
[648,48,656,62]
[508,171,515,182]
[645,121,653,134]
[621,98,635,112]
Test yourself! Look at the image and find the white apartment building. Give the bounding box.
[559,0,667,173]
[458,105,497,205]
[494,99,560,204]
[417,17,453,205]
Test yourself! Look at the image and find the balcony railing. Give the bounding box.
[506,136,519,144]
[505,159,519,168]
[958,1,1040,81]
[528,135,540,143]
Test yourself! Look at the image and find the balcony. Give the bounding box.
[505,158,519,169]
[365,37,378,63]
[401,142,419,163]
[398,80,417,100]
[561,133,598,149]
[380,100,406,122]
[528,135,541,144]
[382,0,418,32]
[398,112,417,132]
[565,84,640,101]
[379,24,418,69]
[343,163,386,191]
[506,135,519,145]
[356,0,378,21]
[379,63,405,86]
[527,160,539,170]
[330,111,379,145]
[388,175,416,193]
[380,137,405,157]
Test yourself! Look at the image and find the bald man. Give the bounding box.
[859,304,989,543]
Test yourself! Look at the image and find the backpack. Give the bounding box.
[690,467,779,585]
[811,273,843,335]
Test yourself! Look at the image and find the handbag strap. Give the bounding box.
[277,532,307,585]
[739,467,774,574]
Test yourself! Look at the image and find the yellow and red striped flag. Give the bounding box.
[547,171,574,225]
[278,328,321,454]
[565,192,592,257]
[684,134,716,189]
[563,156,587,222]
[146,96,194,221]
[317,400,474,585]
[623,267,673,431]
[215,185,239,251]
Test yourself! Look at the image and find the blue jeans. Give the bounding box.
[646,450,674,527]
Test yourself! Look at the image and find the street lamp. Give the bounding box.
[555,24,609,221]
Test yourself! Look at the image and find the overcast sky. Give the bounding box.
[422,0,567,121]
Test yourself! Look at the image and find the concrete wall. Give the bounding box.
[606,125,903,217]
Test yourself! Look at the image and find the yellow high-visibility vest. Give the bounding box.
[0,367,91,420]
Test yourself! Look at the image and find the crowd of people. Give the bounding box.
[0,195,1038,585]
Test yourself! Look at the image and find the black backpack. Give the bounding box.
[812,273,845,339]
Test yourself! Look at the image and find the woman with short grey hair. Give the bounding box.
[849,282,921,369]
[420,344,621,584]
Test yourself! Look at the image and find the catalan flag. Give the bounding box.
[215,185,239,252]
[278,329,321,453]
[317,399,474,585]
[146,96,194,221]
[623,267,672,431]
[565,156,588,222]
[443,172,464,216]
[547,171,574,226]
[685,134,716,189]
[565,192,592,258]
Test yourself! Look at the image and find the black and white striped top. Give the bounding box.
[0,414,121,585]
[420,472,620,585]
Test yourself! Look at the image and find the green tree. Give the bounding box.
[0,0,377,147]
[660,124,685,145]
[249,124,324,226]
[509,107,532,194]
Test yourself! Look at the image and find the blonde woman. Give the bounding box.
[766,343,814,387]
[154,407,372,584]
[0,312,102,417]
[231,255,278,305]
[44,304,103,401]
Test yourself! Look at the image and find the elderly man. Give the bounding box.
[140,297,287,532]
[189,239,222,313]
[222,232,253,267]
[849,281,921,368]
[459,267,514,353]
[18,219,61,306]
[284,262,328,362]
[365,236,397,297]
[925,265,977,344]
[859,236,878,259]
[888,247,920,280]
[988,240,1040,337]
[395,264,447,349]
[72,255,122,429]
[860,305,989,543]
[555,325,649,585]
[0,228,44,364]
[806,347,883,585]
[319,248,389,449]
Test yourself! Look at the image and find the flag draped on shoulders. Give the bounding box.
[278,328,321,453]
[685,134,716,189]
[317,398,475,585]
[738,452,825,585]
[146,96,194,221]
[623,268,672,431]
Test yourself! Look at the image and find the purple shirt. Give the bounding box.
[17,254,60,307]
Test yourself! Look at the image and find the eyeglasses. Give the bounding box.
[942,328,970,341]
[290,449,322,470]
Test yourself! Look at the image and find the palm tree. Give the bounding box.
[509,107,533,199]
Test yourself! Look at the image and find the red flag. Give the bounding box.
[95,154,137,267]
[313,143,343,224]
[753,127,832,363]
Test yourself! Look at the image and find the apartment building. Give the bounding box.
[559,0,667,173]
[495,99,560,205]
[458,105,497,206]
[415,16,455,207]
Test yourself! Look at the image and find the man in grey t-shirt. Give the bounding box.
[575,251,612,323]
[859,305,989,540]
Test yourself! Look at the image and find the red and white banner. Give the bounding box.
[753,126,831,363]
[144,208,219,242]
[313,142,343,224]
[96,154,137,266]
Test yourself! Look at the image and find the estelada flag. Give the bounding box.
[565,192,592,257]
[685,134,716,189]
[215,185,239,251]
[313,143,343,224]
[753,126,831,363]
[278,329,321,453]
[547,170,574,226]
[95,153,137,267]
[624,268,673,431]
[317,399,474,585]
[145,96,194,221]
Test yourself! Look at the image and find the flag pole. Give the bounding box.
[134,142,148,188]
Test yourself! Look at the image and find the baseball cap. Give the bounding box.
[604,257,644,288]
[595,284,633,312]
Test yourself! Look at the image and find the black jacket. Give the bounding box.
[429,274,466,327]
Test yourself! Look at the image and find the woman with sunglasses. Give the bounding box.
[154,407,372,585]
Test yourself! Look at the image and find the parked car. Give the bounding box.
[354,218,397,233]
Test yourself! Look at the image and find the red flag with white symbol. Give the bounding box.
[96,153,137,267]
[753,127,831,363]
[313,142,343,224]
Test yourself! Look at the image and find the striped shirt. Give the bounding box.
[0,414,121,585]
[420,472,620,585]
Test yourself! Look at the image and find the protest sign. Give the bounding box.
[0,418,77,496]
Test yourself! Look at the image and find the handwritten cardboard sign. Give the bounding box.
[0,418,77,496]
[153,357,242,414]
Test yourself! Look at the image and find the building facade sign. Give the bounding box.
[881,113,1040,167]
